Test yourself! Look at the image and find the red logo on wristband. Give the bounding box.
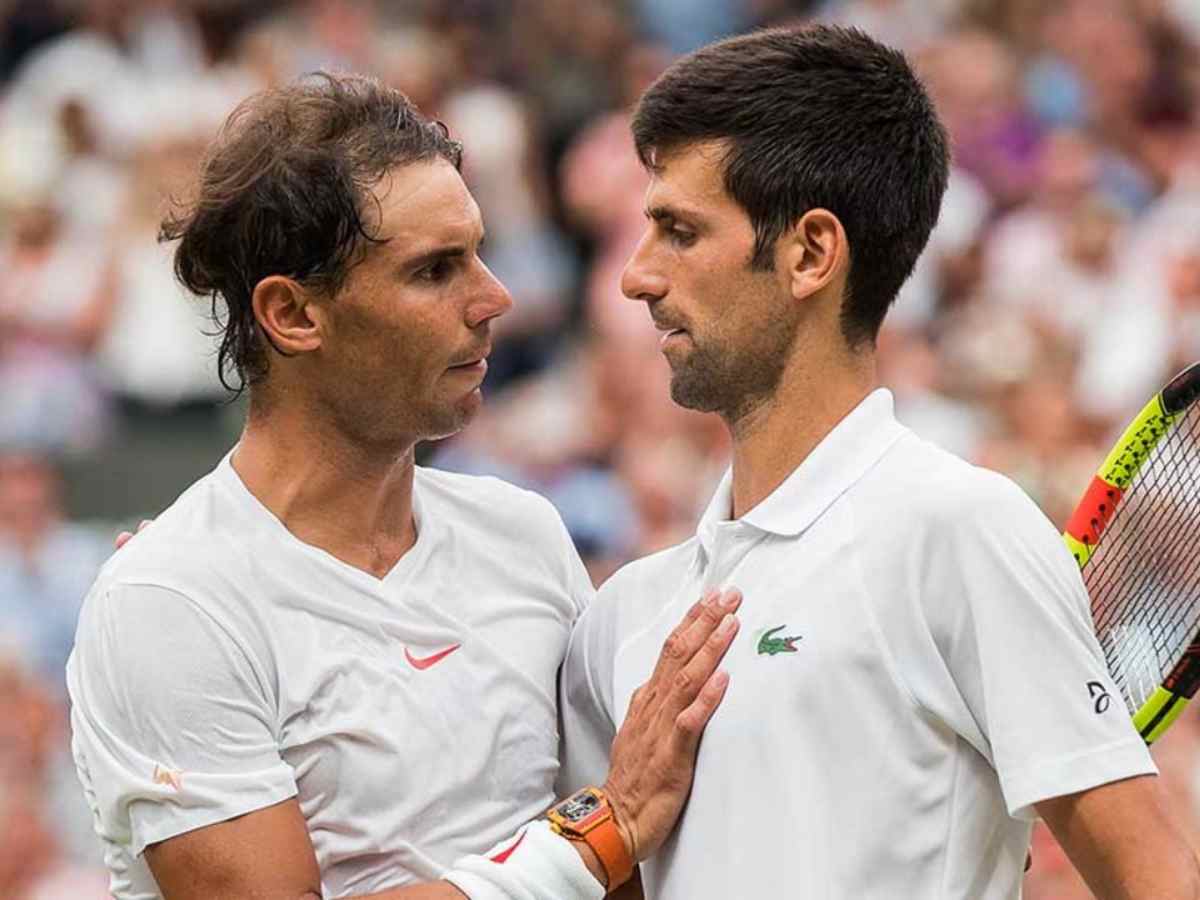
[490,832,526,864]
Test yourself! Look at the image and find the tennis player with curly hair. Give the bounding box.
[67,73,736,900]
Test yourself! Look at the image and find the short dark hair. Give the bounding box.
[161,72,463,394]
[631,25,950,348]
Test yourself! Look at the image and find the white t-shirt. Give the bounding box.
[67,455,593,899]
[560,389,1155,900]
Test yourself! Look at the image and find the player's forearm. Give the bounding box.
[1079,855,1200,900]
[353,882,468,899]
[1037,776,1200,900]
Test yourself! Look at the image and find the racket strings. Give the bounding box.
[1085,405,1200,714]
[1092,422,1200,624]
[1092,423,1200,683]
[1090,423,1189,620]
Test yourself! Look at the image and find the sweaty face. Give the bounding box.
[314,159,512,445]
[620,142,801,423]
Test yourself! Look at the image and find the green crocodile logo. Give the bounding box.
[757,625,802,656]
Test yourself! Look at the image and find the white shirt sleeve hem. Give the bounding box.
[130,780,299,857]
[1003,736,1158,821]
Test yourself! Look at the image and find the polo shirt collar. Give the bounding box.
[697,388,907,546]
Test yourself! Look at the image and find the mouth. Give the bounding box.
[447,346,491,376]
[656,325,689,348]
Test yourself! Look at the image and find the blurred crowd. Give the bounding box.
[1,0,1199,896]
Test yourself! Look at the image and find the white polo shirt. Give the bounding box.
[67,455,592,900]
[560,389,1155,900]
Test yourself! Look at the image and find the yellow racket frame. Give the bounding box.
[1062,362,1200,744]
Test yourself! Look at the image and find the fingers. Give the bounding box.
[665,610,739,722]
[678,590,718,631]
[677,590,741,655]
[647,589,740,687]
[674,667,731,740]
[601,587,743,862]
[114,520,153,550]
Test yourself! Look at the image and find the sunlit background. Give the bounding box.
[1,0,1198,896]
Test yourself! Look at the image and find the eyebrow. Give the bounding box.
[401,245,466,272]
[398,232,486,272]
[646,204,707,227]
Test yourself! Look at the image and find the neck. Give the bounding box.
[727,351,877,519]
[232,398,418,579]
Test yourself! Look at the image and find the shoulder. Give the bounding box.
[80,467,274,674]
[862,432,1051,536]
[584,539,698,634]
[416,466,591,613]
[599,540,696,598]
[418,464,557,514]
[90,467,254,601]
[416,465,574,546]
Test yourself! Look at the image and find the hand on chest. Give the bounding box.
[613,525,911,746]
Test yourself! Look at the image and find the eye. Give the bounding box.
[656,218,696,248]
[667,226,696,248]
[416,258,454,283]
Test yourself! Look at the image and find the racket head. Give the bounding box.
[1062,361,1200,744]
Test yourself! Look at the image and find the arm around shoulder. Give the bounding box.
[1036,774,1200,900]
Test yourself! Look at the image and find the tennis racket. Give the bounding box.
[1062,361,1200,744]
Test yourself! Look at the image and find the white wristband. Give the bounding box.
[443,819,606,900]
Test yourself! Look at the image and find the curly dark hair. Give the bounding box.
[161,72,463,395]
[631,25,950,348]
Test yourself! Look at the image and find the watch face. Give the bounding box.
[557,791,602,823]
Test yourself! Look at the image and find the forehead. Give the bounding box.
[371,158,482,250]
[644,140,741,217]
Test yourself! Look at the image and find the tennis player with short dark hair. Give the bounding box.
[67,73,736,900]
[560,25,1200,899]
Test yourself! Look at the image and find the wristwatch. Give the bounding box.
[545,786,634,892]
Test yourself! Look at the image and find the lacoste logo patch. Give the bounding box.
[405,644,461,670]
[152,764,183,791]
[757,625,802,656]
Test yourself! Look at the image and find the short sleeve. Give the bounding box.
[557,585,619,796]
[550,498,597,622]
[67,582,297,856]
[920,474,1156,819]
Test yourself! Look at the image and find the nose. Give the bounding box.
[620,227,669,304]
[465,261,514,329]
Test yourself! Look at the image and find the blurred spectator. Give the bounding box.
[0,452,109,692]
[0,643,107,898]
[924,27,1043,206]
[559,43,668,342]
[96,136,224,409]
[635,0,749,54]
[51,97,130,237]
[975,362,1103,527]
[0,192,116,452]
[818,0,961,51]
[877,327,989,460]
[891,166,990,330]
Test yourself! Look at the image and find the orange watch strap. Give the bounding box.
[587,815,634,892]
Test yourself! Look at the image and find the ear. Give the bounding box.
[778,208,848,303]
[251,275,323,356]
